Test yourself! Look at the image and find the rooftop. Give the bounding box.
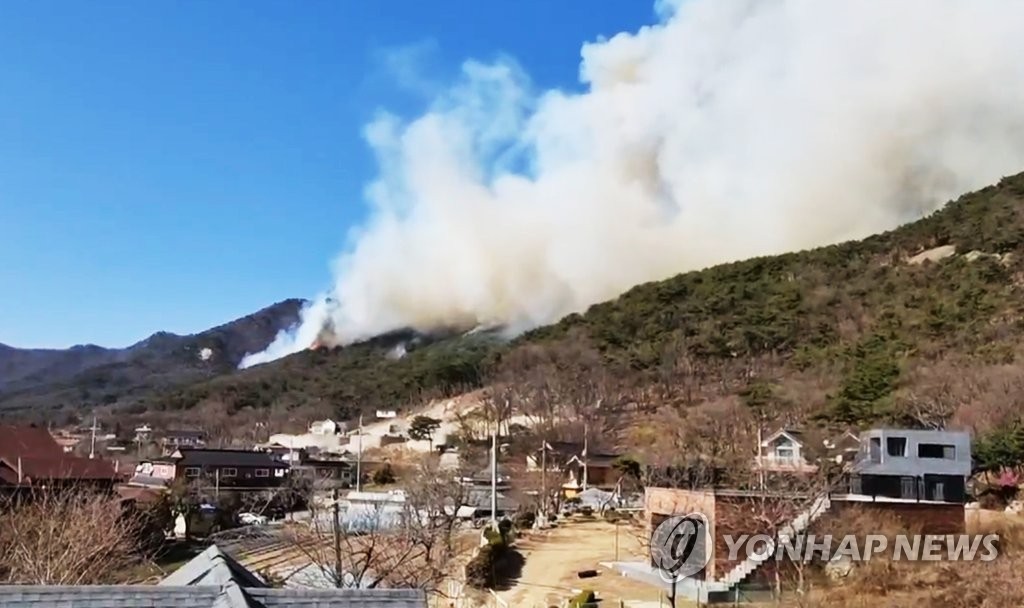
[0,424,117,485]
[171,448,289,469]
[0,544,428,608]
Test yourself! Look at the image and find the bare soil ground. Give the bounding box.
[498,516,682,608]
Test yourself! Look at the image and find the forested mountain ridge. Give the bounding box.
[0,299,304,414]
[8,172,1024,470]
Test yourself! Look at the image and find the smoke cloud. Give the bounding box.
[240,0,1024,369]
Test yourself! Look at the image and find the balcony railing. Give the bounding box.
[754,455,817,470]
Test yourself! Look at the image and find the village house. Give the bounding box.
[130,447,289,490]
[289,451,357,488]
[637,427,972,603]
[849,428,971,502]
[160,429,206,452]
[51,429,85,453]
[563,452,624,494]
[754,428,862,474]
[459,464,513,491]
[754,429,819,474]
[526,441,624,496]
[266,418,348,453]
[0,424,118,490]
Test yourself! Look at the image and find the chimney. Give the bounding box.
[17,457,22,484]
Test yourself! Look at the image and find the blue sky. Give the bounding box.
[0,0,655,348]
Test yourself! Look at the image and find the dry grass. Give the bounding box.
[795,509,1024,608]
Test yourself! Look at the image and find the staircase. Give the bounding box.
[708,494,832,593]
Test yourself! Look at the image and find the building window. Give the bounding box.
[918,443,955,459]
[184,467,200,477]
[869,437,881,462]
[775,446,796,460]
[900,476,917,499]
[221,468,237,478]
[255,468,269,478]
[886,437,908,457]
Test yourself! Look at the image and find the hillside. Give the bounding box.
[103,171,1024,435]
[7,172,1024,457]
[0,299,305,415]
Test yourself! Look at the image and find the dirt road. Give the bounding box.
[499,517,672,607]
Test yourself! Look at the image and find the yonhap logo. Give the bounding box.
[651,512,711,581]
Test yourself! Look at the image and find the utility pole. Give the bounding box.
[582,423,589,492]
[490,430,498,527]
[757,423,765,492]
[332,487,342,587]
[356,415,363,492]
[215,468,220,499]
[88,415,98,459]
[540,440,547,527]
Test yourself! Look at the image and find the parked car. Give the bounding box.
[237,512,268,526]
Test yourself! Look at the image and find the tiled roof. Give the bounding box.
[164,429,205,438]
[0,425,63,460]
[174,449,288,469]
[1,545,428,608]
[246,588,429,607]
[0,585,221,607]
[0,456,116,479]
[0,425,117,485]
[159,545,266,588]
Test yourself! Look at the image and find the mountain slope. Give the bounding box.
[528,172,1024,368]
[124,171,1024,431]
[0,299,304,413]
[7,171,1024,433]
[0,343,126,393]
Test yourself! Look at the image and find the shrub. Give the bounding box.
[464,528,524,589]
[513,509,536,529]
[497,517,513,537]
[371,464,396,485]
[568,589,596,607]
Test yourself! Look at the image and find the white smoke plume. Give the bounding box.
[240,0,1024,369]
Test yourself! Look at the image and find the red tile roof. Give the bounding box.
[0,456,117,483]
[0,425,117,484]
[0,424,64,460]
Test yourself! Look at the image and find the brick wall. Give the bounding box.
[645,488,716,578]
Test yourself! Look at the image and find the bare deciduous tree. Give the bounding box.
[277,456,474,596]
[634,397,756,489]
[0,490,150,584]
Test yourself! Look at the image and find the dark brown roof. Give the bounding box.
[0,425,117,485]
[0,424,63,460]
[163,429,204,438]
[0,455,117,483]
[568,453,622,467]
[173,448,288,469]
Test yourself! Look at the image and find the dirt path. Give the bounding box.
[499,517,671,608]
